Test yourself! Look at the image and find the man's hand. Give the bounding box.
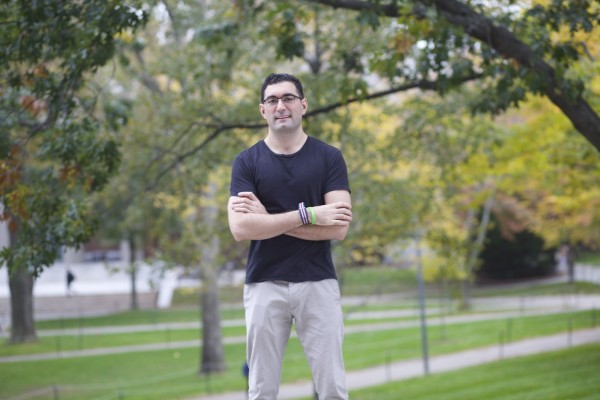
[311,202,352,226]
[230,192,268,214]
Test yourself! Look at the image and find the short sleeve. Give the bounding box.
[324,149,351,194]
[230,153,256,196]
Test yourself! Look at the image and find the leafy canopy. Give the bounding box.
[0,1,147,275]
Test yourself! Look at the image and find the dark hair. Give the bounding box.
[261,73,304,103]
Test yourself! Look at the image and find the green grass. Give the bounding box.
[471,281,600,297]
[173,265,600,308]
[579,251,600,266]
[3,267,600,399]
[173,265,420,306]
[34,307,244,330]
[339,266,418,296]
[172,285,245,305]
[5,306,596,359]
[1,308,598,399]
[347,343,600,400]
[0,344,249,400]
[341,310,598,370]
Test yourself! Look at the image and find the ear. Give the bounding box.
[259,104,267,119]
[301,98,308,115]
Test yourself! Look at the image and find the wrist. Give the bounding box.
[307,207,317,225]
[298,202,310,225]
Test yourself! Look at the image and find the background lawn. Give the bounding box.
[347,343,600,400]
[2,266,599,399]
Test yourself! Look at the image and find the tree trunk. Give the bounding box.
[462,191,495,309]
[8,267,36,343]
[7,214,37,343]
[566,244,577,284]
[199,246,226,374]
[198,180,226,374]
[128,235,139,310]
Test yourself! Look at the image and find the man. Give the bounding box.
[228,73,353,400]
[66,269,75,296]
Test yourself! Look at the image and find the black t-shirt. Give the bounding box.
[229,136,350,283]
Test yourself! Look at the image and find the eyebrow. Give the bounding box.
[264,92,299,99]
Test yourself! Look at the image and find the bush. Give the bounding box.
[478,217,557,280]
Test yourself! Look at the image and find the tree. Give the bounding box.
[398,77,600,291]
[96,1,426,372]
[479,212,557,279]
[91,1,257,374]
[490,93,600,272]
[144,167,230,374]
[303,0,600,151]
[0,1,146,343]
[394,87,504,307]
[92,0,600,372]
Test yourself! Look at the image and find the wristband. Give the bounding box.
[308,207,316,225]
[298,202,309,225]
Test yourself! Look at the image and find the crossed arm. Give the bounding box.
[227,190,352,242]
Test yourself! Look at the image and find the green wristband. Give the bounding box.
[308,207,316,225]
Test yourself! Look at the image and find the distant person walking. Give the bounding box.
[66,269,76,296]
[228,73,353,399]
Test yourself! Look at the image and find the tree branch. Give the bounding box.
[304,0,600,152]
[107,74,482,217]
[146,74,482,193]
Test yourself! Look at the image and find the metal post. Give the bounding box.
[415,227,430,375]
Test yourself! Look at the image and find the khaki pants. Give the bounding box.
[244,279,348,400]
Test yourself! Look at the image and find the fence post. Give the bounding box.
[386,351,391,382]
[567,317,573,347]
[205,370,212,395]
[78,312,84,350]
[55,335,61,357]
[506,318,512,343]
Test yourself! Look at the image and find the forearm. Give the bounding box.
[228,192,352,242]
[229,209,303,241]
[285,224,349,241]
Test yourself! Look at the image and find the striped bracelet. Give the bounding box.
[298,202,309,225]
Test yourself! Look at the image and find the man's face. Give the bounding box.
[259,81,307,133]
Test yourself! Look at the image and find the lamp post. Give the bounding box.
[414,224,430,375]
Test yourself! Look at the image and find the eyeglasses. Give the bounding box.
[262,94,303,108]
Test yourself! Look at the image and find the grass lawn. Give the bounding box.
[1,308,598,399]
[579,251,600,266]
[0,344,249,400]
[346,343,600,400]
[471,281,600,297]
[2,266,599,399]
[172,265,420,306]
[34,307,244,330]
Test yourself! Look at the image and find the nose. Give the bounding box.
[275,98,287,110]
